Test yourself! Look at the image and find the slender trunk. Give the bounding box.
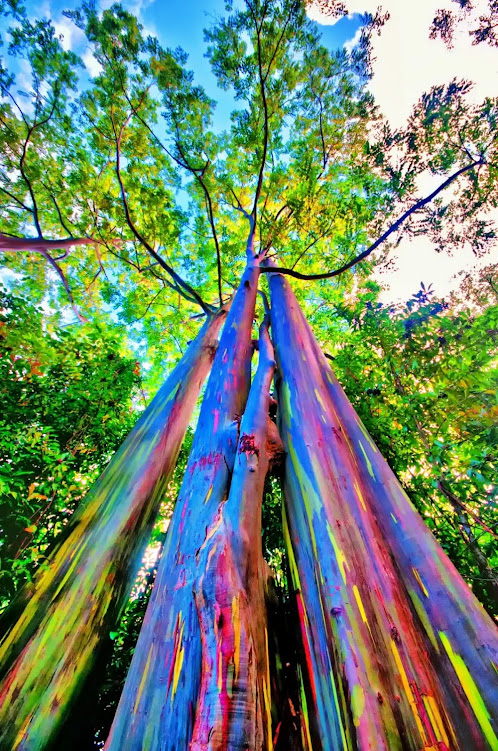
[105,262,261,751]
[190,314,278,750]
[445,488,498,614]
[269,270,498,751]
[0,310,227,751]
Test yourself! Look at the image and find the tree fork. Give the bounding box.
[0,308,228,751]
[104,262,261,750]
[268,269,498,751]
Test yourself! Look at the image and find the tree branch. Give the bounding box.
[1,242,87,322]
[115,81,221,312]
[261,160,484,280]
[0,233,97,252]
[0,185,32,214]
[18,94,59,237]
[249,1,269,227]
[111,119,214,315]
[174,139,223,307]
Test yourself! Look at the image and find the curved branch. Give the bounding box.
[1,242,87,322]
[0,185,32,214]
[202,185,223,307]
[117,74,224,306]
[18,95,59,237]
[112,128,214,315]
[175,139,223,307]
[261,160,484,281]
[248,0,269,228]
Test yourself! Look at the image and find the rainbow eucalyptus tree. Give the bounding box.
[105,287,284,751]
[268,267,498,751]
[0,0,497,749]
[97,0,385,744]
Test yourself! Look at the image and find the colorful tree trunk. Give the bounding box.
[0,309,227,751]
[269,269,498,751]
[104,262,263,750]
[190,314,279,750]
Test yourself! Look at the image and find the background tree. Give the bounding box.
[0,286,139,608]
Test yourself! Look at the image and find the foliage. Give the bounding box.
[330,276,498,615]
[0,0,390,368]
[430,0,498,48]
[0,0,496,741]
[0,286,140,608]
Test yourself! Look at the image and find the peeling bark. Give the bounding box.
[269,269,498,751]
[105,263,261,751]
[0,310,227,751]
[190,315,278,750]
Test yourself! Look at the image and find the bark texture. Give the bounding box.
[190,315,277,750]
[105,263,261,751]
[0,310,226,751]
[269,269,498,751]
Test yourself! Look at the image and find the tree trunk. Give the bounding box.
[190,314,278,750]
[268,269,498,751]
[0,309,227,751]
[104,262,261,751]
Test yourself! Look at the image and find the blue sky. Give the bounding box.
[11,0,362,132]
[137,0,362,130]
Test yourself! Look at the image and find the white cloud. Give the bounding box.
[344,26,362,54]
[82,49,103,78]
[52,15,87,54]
[308,0,497,129]
[14,59,35,117]
[306,0,498,303]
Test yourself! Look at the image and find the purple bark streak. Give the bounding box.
[0,311,226,751]
[269,269,498,751]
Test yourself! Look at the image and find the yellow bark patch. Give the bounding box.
[231,595,241,682]
[353,480,367,511]
[423,695,451,748]
[171,619,185,701]
[412,567,429,598]
[135,643,154,712]
[439,631,498,750]
[326,521,349,583]
[351,684,365,727]
[390,639,428,744]
[358,441,375,479]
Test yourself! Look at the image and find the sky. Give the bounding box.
[40,0,362,131]
[307,0,498,303]
[4,0,497,304]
